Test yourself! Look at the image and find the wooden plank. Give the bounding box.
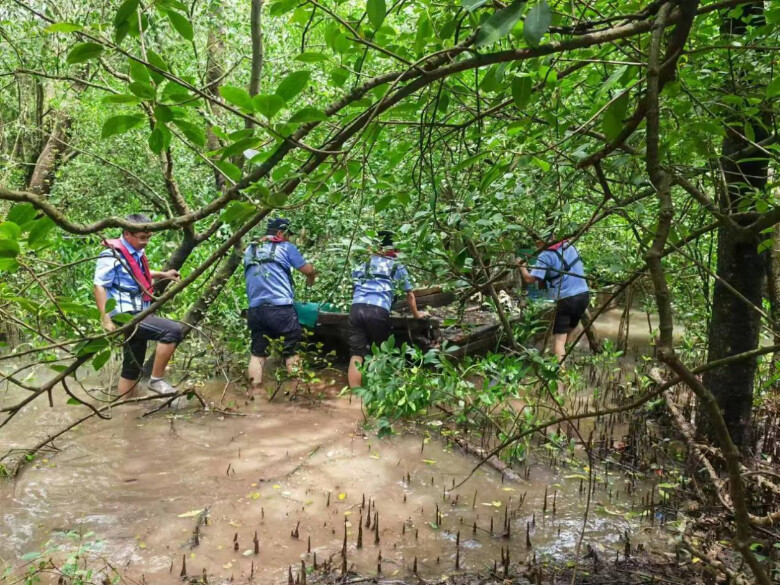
[393,291,456,311]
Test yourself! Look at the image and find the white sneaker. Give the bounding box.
[147,378,175,394]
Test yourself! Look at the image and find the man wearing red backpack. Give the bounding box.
[93,213,183,397]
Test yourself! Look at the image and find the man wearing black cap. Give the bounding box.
[348,230,426,388]
[244,217,316,394]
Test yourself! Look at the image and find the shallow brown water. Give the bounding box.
[0,367,669,584]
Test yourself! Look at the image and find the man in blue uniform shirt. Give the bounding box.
[348,230,425,388]
[244,217,316,395]
[518,231,590,364]
[93,213,183,397]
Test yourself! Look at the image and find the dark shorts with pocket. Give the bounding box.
[247,304,302,358]
[553,292,590,334]
[348,303,390,357]
[117,314,183,380]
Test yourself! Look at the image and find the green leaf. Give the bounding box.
[101,114,145,138]
[113,0,140,27]
[523,1,552,47]
[602,91,629,140]
[0,239,20,257]
[0,258,18,272]
[92,350,112,371]
[768,76,780,98]
[102,94,141,105]
[0,222,21,240]
[129,60,151,83]
[268,191,289,207]
[375,195,393,212]
[7,203,36,226]
[115,21,130,44]
[66,397,82,405]
[166,10,194,41]
[511,76,533,109]
[453,151,490,172]
[476,1,524,48]
[149,127,165,153]
[76,337,109,357]
[45,22,82,33]
[160,80,190,103]
[146,50,169,84]
[276,71,310,102]
[289,107,327,123]
[221,201,256,226]
[253,94,285,119]
[28,217,55,250]
[531,156,550,172]
[330,67,350,88]
[220,136,261,159]
[172,118,206,146]
[66,42,104,64]
[462,0,488,10]
[295,51,328,63]
[415,13,433,55]
[367,0,386,29]
[154,105,173,123]
[220,85,254,111]
[129,81,156,100]
[214,160,242,182]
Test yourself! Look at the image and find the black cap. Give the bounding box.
[267,217,293,235]
[377,230,394,248]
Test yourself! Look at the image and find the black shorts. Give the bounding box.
[553,292,590,334]
[247,304,302,358]
[348,303,390,357]
[117,314,183,380]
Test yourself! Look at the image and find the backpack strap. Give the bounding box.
[250,241,294,289]
[360,256,397,282]
[543,245,582,288]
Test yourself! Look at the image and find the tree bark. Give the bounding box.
[27,110,71,196]
[768,223,780,369]
[181,246,243,337]
[205,2,227,190]
[700,2,769,448]
[249,0,264,98]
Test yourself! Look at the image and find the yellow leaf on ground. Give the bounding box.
[338,493,347,500]
[223,562,232,569]
[177,509,204,518]
[273,484,281,489]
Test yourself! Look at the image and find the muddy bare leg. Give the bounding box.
[151,342,177,378]
[118,376,142,398]
[348,355,364,388]
[248,355,266,394]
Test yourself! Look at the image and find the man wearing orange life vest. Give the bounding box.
[93,213,183,397]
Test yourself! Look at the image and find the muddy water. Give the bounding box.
[1,375,667,583]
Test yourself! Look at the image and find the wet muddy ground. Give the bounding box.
[0,368,672,584]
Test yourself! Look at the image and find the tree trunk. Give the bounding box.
[27,111,71,196]
[181,246,243,337]
[699,2,769,448]
[767,223,780,369]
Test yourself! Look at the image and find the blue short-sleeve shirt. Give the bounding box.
[530,243,589,301]
[351,255,413,311]
[244,240,306,307]
[93,236,150,315]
